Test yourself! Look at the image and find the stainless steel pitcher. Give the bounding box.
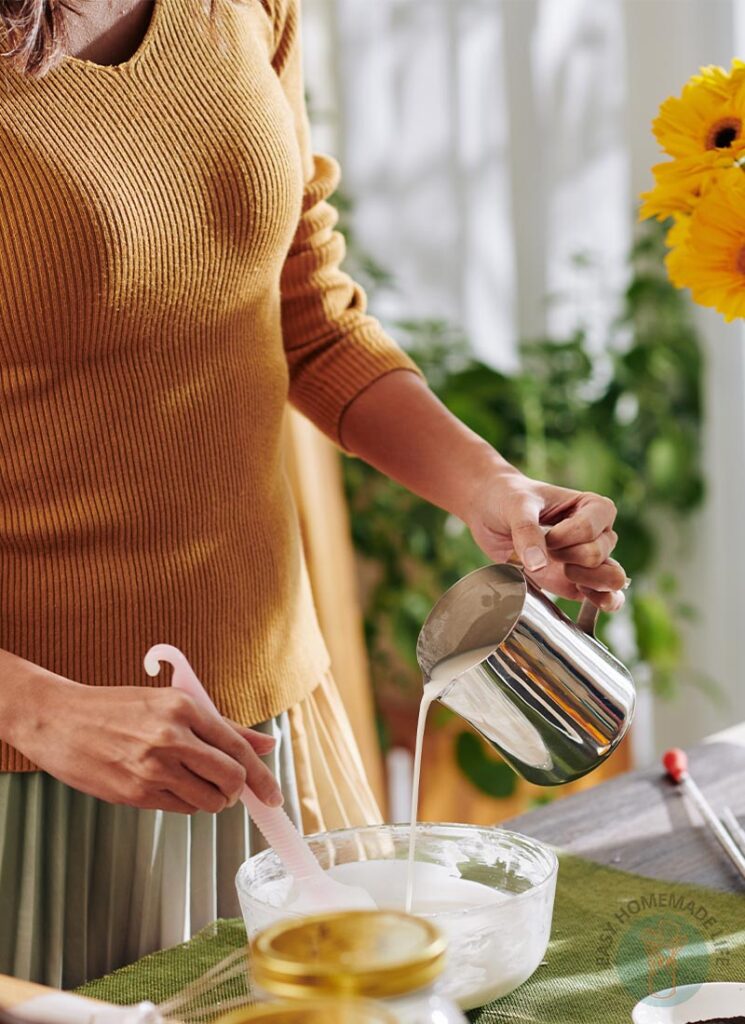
[416,563,636,786]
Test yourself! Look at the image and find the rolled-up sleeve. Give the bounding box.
[269,0,424,446]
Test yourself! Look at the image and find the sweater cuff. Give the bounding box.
[287,326,425,449]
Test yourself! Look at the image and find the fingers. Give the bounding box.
[541,496,626,610]
[177,739,247,806]
[548,529,618,569]
[222,722,283,803]
[578,586,626,613]
[222,722,283,806]
[164,732,283,812]
[154,792,201,814]
[183,705,278,803]
[181,698,255,765]
[524,564,586,602]
[242,749,285,807]
[157,765,234,814]
[226,719,278,755]
[131,789,201,814]
[506,493,549,572]
[165,697,283,808]
[524,564,625,612]
[245,731,277,754]
[564,557,627,593]
[545,494,617,550]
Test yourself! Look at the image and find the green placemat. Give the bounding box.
[77,854,745,1023]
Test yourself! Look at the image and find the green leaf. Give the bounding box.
[560,432,619,494]
[631,592,682,668]
[613,514,656,576]
[455,732,518,798]
[430,705,457,728]
[375,712,392,753]
[528,793,555,809]
[390,607,423,671]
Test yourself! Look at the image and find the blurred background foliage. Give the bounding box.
[335,196,707,798]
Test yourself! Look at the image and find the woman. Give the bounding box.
[0,0,627,991]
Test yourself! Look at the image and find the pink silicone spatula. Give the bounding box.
[144,644,376,913]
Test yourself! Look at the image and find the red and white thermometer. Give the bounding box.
[663,747,745,883]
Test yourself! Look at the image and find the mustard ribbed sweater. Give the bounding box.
[0,0,420,770]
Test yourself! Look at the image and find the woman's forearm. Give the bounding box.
[340,370,511,522]
[340,368,627,607]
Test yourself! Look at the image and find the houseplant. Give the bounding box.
[336,202,706,807]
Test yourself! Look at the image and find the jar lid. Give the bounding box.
[214,999,397,1024]
[251,910,447,1000]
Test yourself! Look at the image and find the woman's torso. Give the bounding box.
[0,0,329,770]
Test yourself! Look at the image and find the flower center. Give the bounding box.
[707,117,742,149]
[736,244,745,276]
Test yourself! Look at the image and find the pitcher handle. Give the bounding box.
[577,597,600,636]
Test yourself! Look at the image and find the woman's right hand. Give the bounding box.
[3,658,284,814]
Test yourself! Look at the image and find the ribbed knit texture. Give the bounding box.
[0,0,421,771]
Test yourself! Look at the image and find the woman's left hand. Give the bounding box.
[465,468,628,611]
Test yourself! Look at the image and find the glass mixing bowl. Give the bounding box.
[235,823,558,1011]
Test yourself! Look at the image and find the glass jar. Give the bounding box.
[249,910,467,1024]
[215,1000,397,1024]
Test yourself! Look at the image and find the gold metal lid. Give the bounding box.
[214,999,397,1024]
[251,910,447,1001]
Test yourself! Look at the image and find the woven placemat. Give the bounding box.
[77,854,745,1023]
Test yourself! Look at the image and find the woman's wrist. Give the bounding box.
[450,442,524,526]
[0,650,71,749]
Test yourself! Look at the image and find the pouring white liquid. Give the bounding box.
[239,642,555,1012]
[405,645,498,913]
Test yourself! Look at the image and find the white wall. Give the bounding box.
[305,0,631,367]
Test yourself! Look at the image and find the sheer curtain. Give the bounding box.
[302,0,745,760]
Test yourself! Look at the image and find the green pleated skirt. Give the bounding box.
[0,713,301,990]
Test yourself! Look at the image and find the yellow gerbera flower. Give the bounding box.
[666,171,745,321]
[664,214,692,288]
[665,213,691,249]
[640,60,745,221]
[653,60,745,159]
[640,154,727,220]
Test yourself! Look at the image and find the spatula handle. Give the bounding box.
[1,976,157,1024]
[143,645,323,882]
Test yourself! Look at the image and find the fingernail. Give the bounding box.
[623,577,632,591]
[608,592,626,612]
[523,547,548,571]
[268,791,284,807]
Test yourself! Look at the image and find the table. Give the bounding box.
[22,725,739,1024]
[505,723,745,891]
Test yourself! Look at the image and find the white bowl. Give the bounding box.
[632,981,745,1022]
[235,822,558,1012]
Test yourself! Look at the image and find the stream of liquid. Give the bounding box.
[405,645,498,913]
